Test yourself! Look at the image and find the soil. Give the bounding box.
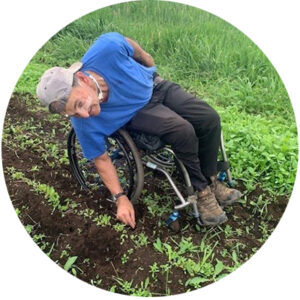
[1,93,290,296]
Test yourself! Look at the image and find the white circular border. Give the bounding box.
[0,1,299,299]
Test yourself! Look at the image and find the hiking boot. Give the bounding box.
[197,186,228,226]
[210,176,242,207]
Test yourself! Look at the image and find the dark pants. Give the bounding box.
[128,80,221,191]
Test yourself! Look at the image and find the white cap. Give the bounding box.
[36,62,82,109]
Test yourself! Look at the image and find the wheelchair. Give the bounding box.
[67,127,233,227]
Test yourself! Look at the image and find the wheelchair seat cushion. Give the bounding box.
[129,130,165,152]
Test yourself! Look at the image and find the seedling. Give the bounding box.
[112,276,152,297]
[185,277,209,289]
[90,275,102,287]
[113,223,125,232]
[82,208,95,218]
[153,238,163,253]
[127,248,134,255]
[63,256,83,276]
[224,224,234,239]
[93,214,111,227]
[60,250,69,259]
[149,262,160,280]
[121,254,129,264]
[130,232,149,248]
[30,165,40,172]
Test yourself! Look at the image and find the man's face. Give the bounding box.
[65,81,101,118]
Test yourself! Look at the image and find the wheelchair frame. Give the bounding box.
[67,128,233,227]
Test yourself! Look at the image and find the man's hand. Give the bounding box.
[125,37,155,67]
[116,195,135,228]
[94,153,136,229]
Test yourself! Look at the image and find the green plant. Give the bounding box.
[64,256,78,276]
[212,260,227,281]
[153,238,163,253]
[160,263,172,295]
[32,233,49,251]
[224,224,234,239]
[60,250,69,259]
[258,221,271,242]
[121,254,129,265]
[112,276,152,297]
[149,262,160,280]
[250,194,272,217]
[143,192,172,217]
[78,208,95,219]
[113,223,125,232]
[93,214,111,227]
[15,208,21,217]
[185,276,209,289]
[130,232,149,248]
[175,237,199,254]
[90,275,102,287]
[127,248,134,255]
[120,232,129,245]
[30,165,40,172]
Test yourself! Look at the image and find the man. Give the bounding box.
[37,32,242,229]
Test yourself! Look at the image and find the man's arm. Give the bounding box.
[125,37,155,67]
[94,152,135,228]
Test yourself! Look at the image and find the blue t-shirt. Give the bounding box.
[70,32,156,159]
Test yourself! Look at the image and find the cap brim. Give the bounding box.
[68,61,83,73]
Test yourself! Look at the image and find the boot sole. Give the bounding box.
[218,191,243,207]
[201,212,228,226]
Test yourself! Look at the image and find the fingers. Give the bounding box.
[116,197,136,228]
[117,208,136,229]
[128,209,136,229]
[117,213,135,228]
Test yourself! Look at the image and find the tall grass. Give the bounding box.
[14,0,297,195]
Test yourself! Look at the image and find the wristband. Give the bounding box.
[111,192,126,202]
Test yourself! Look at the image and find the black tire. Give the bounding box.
[67,128,144,204]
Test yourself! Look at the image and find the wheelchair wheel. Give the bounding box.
[67,128,144,204]
[146,147,176,169]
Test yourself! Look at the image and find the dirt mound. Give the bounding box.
[71,223,120,261]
